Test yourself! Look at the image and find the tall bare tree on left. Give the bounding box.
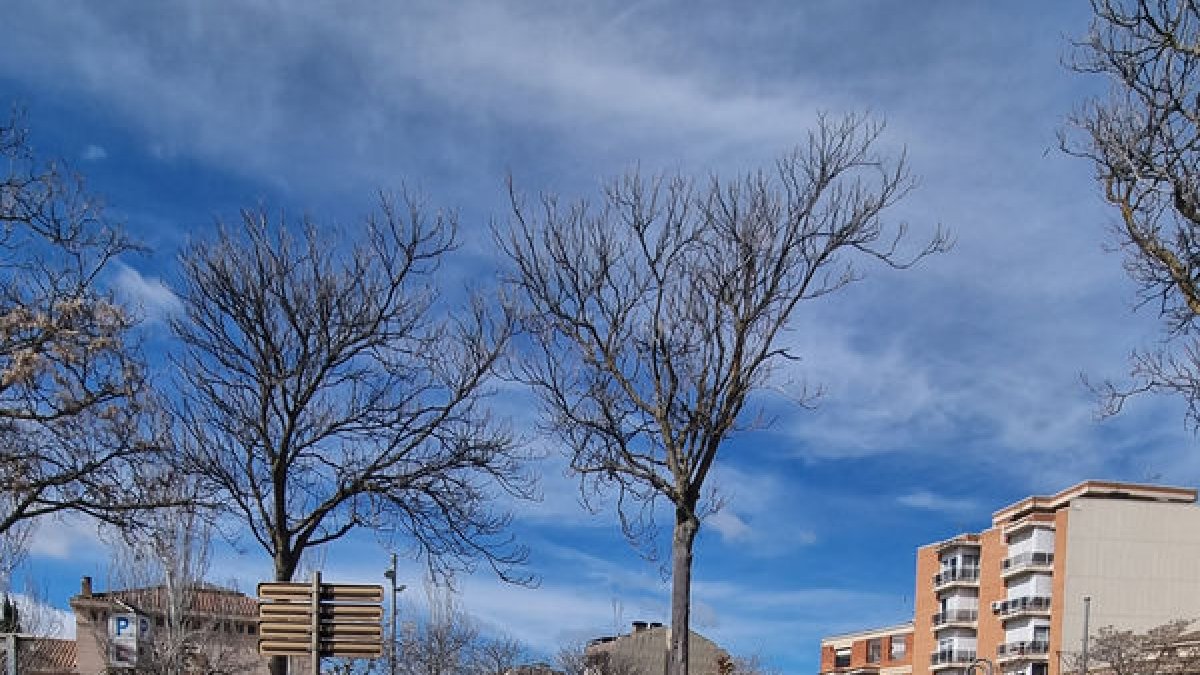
[171,195,532,675]
[0,111,173,582]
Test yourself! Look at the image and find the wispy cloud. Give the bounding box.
[897,491,977,514]
[81,144,107,161]
[28,516,104,562]
[112,262,182,322]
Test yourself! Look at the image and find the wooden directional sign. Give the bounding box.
[258,640,383,658]
[258,582,383,603]
[258,603,383,621]
[257,574,384,660]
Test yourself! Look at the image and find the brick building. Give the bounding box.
[818,623,912,675]
[820,481,1200,675]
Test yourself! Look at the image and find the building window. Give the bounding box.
[867,639,882,663]
[248,625,257,635]
[835,648,851,668]
[890,636,907,660]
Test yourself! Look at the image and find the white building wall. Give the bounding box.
[1061,497,1200,646]
[1031,528,1055,552]
[1006,573,1052,598]
[941,589,978,611]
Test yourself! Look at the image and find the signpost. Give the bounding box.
[108,612,152,669]
[257,571,384,674]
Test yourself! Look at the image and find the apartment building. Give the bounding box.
[820,481,1200,675]
[818,623,913,675]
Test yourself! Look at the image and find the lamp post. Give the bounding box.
[384,554,406,675]
[1081,596,1092,675]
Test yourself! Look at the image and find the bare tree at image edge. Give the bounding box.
[1066,0,1200,426]
[0,112,179,573]
[501,113,948,675]
[171,195,534,675]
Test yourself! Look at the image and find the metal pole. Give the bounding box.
[389,554,397,675]
[311,571,321,675]
[1081,596,1091,675]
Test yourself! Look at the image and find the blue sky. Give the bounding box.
[3,2,1199,674]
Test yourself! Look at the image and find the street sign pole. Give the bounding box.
[311,571,321,675]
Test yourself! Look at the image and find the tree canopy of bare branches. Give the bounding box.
[1067,0,1200,425]
[1063,620,1200,675]
[0,111,171,569]
[500,113,947,675]
[172,193,533,589]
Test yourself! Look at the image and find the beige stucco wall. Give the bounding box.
[1060,496,1200,657]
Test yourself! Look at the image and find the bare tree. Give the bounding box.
[0,111,174,559]
[554,640,635,675]
[471,635,527,675]
[1062,620,1200,675]
[171,196,532,675]
[501,113,946,675]
[1066,0,1200,424]
[99,481,258,675]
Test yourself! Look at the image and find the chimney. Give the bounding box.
[632,621,648,633]
[81,576,93,598]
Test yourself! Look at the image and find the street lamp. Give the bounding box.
[383,554,406,675]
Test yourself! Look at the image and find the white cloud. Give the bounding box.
[706,510,751,543]
[81,144,107,161]
[28,516,103,562]
[112,263,182,322]
[896,491,976,514]
[10,593,76,638]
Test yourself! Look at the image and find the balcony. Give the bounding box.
[991,596,1051,618]
[1001,551,1054,578]
[996,641,1050,663]
[932,567,980,590]
[930,650,976,670]
[932,609,979,628]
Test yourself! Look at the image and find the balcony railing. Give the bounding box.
[992,596,1051,617]
[997,641,1050,659]
[1001,551,1054,575]
[932,609,979,626]
[931,650,976,666]
[932,567,980,587]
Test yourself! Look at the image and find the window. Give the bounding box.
[248,625,257,635]
[867,639,882,664]
[835,648,851,668]
[1032,664,1047,675]
[890,636,907,660]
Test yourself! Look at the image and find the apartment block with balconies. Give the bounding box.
[820,481,1200,675]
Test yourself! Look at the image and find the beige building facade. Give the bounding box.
[586,622,729,675]
[69,577,267,675]
[821,481,1200,675]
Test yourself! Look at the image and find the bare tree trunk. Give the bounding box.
[668,511,698,675]
[269,557,300,675]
